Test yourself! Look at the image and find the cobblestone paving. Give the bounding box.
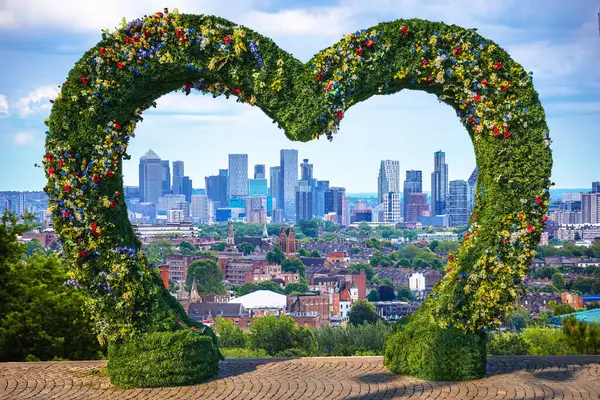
[1,356,600,399]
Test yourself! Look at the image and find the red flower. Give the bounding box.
[143,31,149,38]
[45,154,52,161]
[453,47,461,55]
[474,94,481,101]
[364,40,375,48]
[48,168,55,175]
[117,62,124,69]
[49,99,54,103]
[325,81,334,91]
[481,79,488,85]
[64,185,71,192]
[335,111,343,119]
[421,59,428,67]
[63,210,70,218]
[78,250,86,257]
[527,224,535,233]
[501,86,508,92]
[493,126,500,136]
[315,74,321,81]
[59,160,63,168]
[92,174,100,183]
[114,123,121,130]
[503,131,511,139]
[91,221,100,237]
[223,35,231,44]
[115,191,121,196]
[106,170,114,178]
[111,201,117,208]
[493,62,503,70]
[184,84,192,91]
[542,215,548,222]
[535,196,543,205]
[448,254,453,261]
[356,47,363,56]
[100,48,106,55]
[426,77,433,82]
[400,26,409,36]
[81,76,89,85]
[231,87,241,95]
[133,36,140,42]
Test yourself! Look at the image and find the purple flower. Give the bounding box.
[249,39,264,69]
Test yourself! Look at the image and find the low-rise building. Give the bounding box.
[287,293,330,325]
[372,301,420,321]
[132,221,198,240]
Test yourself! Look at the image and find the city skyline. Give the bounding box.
[0,2,599,192]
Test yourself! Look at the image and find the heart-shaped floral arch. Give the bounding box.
[44,8,551,386]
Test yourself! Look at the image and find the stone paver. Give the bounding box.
[1,356,600,399]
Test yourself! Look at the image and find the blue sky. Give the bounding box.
[0,0,599,192]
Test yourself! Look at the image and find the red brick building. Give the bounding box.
[287,293,330,325]
[278,227,297,257]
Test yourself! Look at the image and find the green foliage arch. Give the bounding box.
[44,8,551,385]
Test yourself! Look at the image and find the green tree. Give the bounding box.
[572,276,595,294]
[215,317,249,348]
[296,219,319,238]
[505,307,532,332]
[281,258,306,277]
[144,239,176,264]
[370,251,394,268]
[25,238,45,257]
[551,273,565,290]
[536,310,553,326]
[351,247,361,255]
[521,326,573,355]
[397,258,411,268]
[211,242,227,251]
[429,240,439,252]
[377,285,395,301]
[249,314,317,356]
[347,263,374,282]
[266,245,285,264]
[358,222,373,237]
[487,331,530,355]
[257,280,284,294]
[238,282,259,296]
[184,260,225,295]
[238,242,255,255]
[296,248,310,257]
[553,303,575,316]
[587,302,600,310]
[396,286,415,301]
[178,240,196,255]
[323,220,338,232]
[365,238,382,249]
[310,250,321,257]
[284,282,309,294]
[367,289,380,302]
[348,300,381,326]
[168,279,179,293]
[592,281,600,295]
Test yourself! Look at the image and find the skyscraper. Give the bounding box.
[378,160,400,204]
[324,187,345,224]
[16,193,25,216]
[582,193,600,224]
[431,151,449,216]
[279,149,299,221]
[249,179,268,196]
[228,154,249,197]
[314,180,329,217]
[296,183,313,222]
[269,166,281,210]
[181,176,193,203]
[139,149,162,204]
[593,181,600,193]
[172,160,184,195]
[205,169,229,209]
[300,159,313,182]
[383,192,402,223]
[254,164,266,179]
[448,180,469,226]
[403,170,422,218]
[161,160,171,195]
[467,166,479,215]
[405,193,430,224]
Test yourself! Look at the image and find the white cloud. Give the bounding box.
[0,95,8,117]
[243,8,354,37]
[15,86,60,118]
[13,132,35,146]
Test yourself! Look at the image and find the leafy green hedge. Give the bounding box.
[384,314,486,381]
[107,330,219,388]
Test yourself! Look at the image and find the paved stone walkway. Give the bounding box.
[1,356,600,399]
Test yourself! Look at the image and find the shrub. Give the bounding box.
[521,326,573,355]
[313,320,393,356]
[221,348,270,358]
[274,348,307,357]
[348,300,381,326]
[487,331,530,355]
[107,330,219,388]
[250,315,317,356]
[384,313,486,381]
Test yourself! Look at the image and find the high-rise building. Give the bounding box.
[161,160,171,195]
[205,169,229,209]
[383,192,402,223]
[139,149,162,204]
[448,180,469,226]
[229,154,249,197]
[593,182,600,193]
[403,170,422,218]
[181,176,193,203]
[157,194,186,212]
[431,150,449,216]
[171,161,184,195]
[467,166,478,215]
[191,195,212,224]
[377,160,400,204]
[3,199,12,213]
[16,193,25,216]
[405,193,430,224]
[279,149,299,221]
[324,187,345,224]
[269,166,281,210]
[254,164,266,179]
[314,180,329,217]
[582,192,600,224]
[295,183,313,222]
[300,159,313,182]
[246,196,267,223]
[249,179,268,196]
